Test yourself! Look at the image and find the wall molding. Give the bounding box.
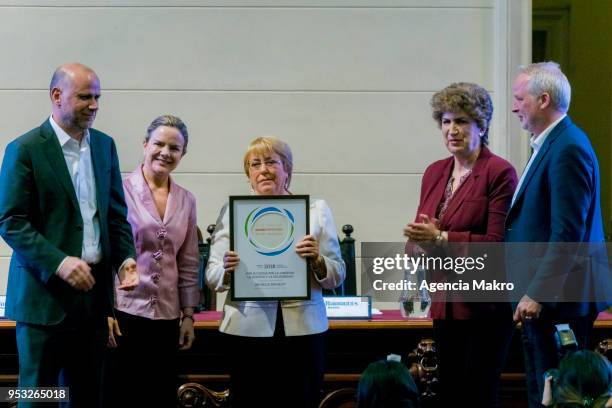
[493,0,531,170]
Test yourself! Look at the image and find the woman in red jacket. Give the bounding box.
[404,82,518,408]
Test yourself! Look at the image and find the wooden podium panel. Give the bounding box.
[1,311,611,407]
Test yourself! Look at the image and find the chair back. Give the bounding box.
[324,224,356,296]
[318,387,357,408]
[195,224,216,311]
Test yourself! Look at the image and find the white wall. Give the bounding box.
[0,0,530,308]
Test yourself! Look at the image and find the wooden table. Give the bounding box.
[1,311,611,408]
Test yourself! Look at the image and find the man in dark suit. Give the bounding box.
[0,63,138,407]
[506,61,609,408]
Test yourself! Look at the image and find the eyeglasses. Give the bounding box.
[249,159,281,170]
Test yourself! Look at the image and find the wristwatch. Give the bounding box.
[434,230,443,245]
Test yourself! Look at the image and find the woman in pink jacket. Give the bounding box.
[106,115,200,407]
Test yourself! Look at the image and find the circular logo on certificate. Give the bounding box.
[245,206,295,256]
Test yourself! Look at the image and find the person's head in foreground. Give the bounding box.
[543,350,612,408]
[357,360,420,408]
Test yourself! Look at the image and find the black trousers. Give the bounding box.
[16,263,108,408]
[103,309,180,408]
[225,307,326,408]
[16,317,108,408]
[433,315,514,408]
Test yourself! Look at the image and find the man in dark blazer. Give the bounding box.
[0,63,138,407]
[506,61,609,408]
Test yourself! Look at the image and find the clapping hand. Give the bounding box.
[404,214,440,243]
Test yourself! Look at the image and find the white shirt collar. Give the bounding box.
[49,115,90,147]
[529,113,566,152]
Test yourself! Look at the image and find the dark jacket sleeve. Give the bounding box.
[0,140,66,282]
[106,138,136,271]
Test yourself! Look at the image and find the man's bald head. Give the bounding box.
[49,63,98,91]
[49,63,101,140]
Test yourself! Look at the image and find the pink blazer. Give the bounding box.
[115,166,200,320]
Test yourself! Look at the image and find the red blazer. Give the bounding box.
[413,147,517,319]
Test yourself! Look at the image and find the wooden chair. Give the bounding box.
[177,382,229,408]
[195,224,217,311]
[406,338,438,399]
[324,224,356,296]
[318,387,357,408]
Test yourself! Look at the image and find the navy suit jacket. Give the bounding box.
[411,147,517,319]
[505,116,610,317]
[0,119,136,325]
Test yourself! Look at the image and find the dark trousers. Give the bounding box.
[520,313,597,408]
[16,264,108,408]
[433,316,514,408]
[226,308,326,408]
[16,317,108,408]
[103,309,180,408]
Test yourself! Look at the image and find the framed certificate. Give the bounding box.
[229,195,310,301]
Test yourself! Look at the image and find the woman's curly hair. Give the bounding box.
[430,82,493,145]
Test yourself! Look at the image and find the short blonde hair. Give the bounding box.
[243,136,293,187]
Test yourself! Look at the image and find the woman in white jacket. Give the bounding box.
[206,136,345,408]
